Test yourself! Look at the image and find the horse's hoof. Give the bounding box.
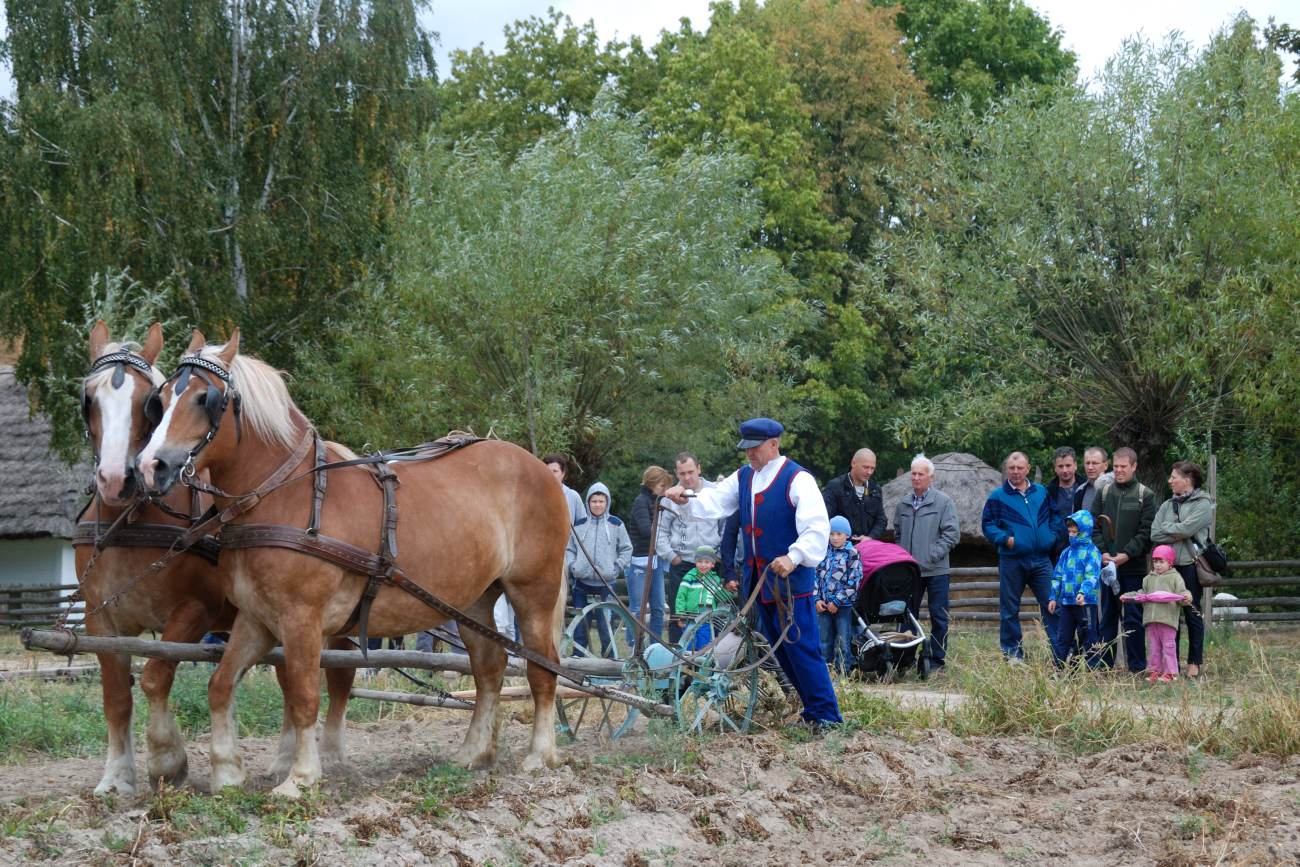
[271,779,302,799]
[210,766,247,793]
[321,750,348,769]
[148,754,189,793]
[267,754,294,778]
[522,750,562,773]
[93,779,136,798]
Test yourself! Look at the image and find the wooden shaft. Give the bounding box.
[349,688,475,710]
[21,629,624,678]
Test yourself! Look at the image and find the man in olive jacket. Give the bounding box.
[1089,447,1158,672]
[893,454,961,667]
[822,448,887,541]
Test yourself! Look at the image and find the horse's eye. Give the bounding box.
[196,391,207,406]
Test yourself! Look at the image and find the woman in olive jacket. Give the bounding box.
[1150,460,1213,678]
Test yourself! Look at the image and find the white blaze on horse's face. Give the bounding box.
[137,379,185,492]
[93,375,138,505]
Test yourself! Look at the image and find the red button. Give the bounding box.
[754,528,763,537]
[754,494,765,505]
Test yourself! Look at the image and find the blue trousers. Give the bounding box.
[571,582,614,658]
[690,620,712,651]
[625,559,665,643]
[998,556,1058,658]
[757,594,841,725]
[1100,574,1146,671]
[912,573,950,665]
[817,606,854,674]
[1051,603,1101,668]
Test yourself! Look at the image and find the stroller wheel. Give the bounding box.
[917,654,931,682]
[876,659,895,685]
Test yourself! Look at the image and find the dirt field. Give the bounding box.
[4,701,1300,867]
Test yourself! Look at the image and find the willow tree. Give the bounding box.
[0,0,436,457]
[877,18,1300,485]
[295,96,809,475]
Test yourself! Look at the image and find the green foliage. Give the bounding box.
[876,19,1300,484]
[298,99,809,475]
[0,0,437,459]
[0,677,108,761]
[885,0,1077,110]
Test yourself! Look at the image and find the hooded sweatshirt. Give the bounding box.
[1052,510,1102,606]
[565,483,633,588]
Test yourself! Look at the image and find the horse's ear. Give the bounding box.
[140,323,163,365]
[185,329,206,355]
[90,320,110,361]
[216,328,240,365]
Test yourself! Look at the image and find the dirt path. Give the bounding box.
[3,709,1300,866]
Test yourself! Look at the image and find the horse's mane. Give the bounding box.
[197,342,302,451]
[84,343,165,391]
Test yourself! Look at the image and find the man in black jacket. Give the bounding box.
[822,449,887,542]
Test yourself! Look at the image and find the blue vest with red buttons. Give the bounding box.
[739,458,817,603]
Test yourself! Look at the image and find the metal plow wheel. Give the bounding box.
[557,600,653,740]
[671,609,764,736]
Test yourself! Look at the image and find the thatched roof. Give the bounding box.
[0,366,89,539]
[882,452,1003,545]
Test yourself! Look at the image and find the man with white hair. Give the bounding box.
[893,454,961,669]
[822,448,888,542]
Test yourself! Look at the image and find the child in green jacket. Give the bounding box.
[674,547,723,650]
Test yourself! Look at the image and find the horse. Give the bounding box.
[135,329,569,797]
[79,321,354,794]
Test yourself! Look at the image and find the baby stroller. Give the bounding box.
[851,541,933,683]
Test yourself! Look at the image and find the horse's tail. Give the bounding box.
[552,565,568,661]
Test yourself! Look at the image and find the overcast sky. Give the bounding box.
[2,0,1298,98]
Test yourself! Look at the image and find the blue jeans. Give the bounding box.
[998,556,1058,658]
[624,559,665,643]
[571,582,614,657]
[817,606,854,673]
[1100,574,1146,671]
[1052,603,1101,668]
[912,573,950,665]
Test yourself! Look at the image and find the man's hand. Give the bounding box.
[1006,536,1015,550]
[827,602,839,614]
[1112,553,1130,567]
[663,485,689,505]
[815,599,827,613]
[1048,599,1056,615]
[852,535,867,543]
[770,555,796,577]
[671,556,682,566]
[725,580,739,593]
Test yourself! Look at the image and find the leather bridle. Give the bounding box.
[82,350,157,464]
[146,353,243,484]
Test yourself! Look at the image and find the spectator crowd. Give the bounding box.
[415,440,1215,685]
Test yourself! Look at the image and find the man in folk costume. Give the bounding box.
[665,418,841,727]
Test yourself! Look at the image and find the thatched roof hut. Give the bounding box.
[0,366,88,540]
[882,453,1003,558]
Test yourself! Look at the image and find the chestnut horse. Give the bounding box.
[136,330,569,797]
[80,322,353,794]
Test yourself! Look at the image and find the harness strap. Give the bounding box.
[73,522,222,566]
[308,436,327,536]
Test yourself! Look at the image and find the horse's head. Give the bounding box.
[84,320,165,505]
[136,328,242,497]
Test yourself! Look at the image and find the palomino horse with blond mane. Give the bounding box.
[136,329,569,797]
[79,321,355,795]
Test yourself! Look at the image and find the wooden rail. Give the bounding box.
[1,584,82,630]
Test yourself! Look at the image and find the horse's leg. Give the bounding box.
[454,595,507,770]
[142,600,213,790]
[320,637,355,768]
[94,651,138,796]
[271,619,327,798]
[267,664,297,778]
[515,572,565,772]
[208,612,276,792]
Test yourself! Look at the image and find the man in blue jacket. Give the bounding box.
[982,452,1062,659]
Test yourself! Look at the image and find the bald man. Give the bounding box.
[822,449,888,542]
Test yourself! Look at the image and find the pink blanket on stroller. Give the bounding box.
[854,540,918,590]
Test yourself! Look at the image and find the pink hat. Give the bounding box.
[1151,545,1177,564]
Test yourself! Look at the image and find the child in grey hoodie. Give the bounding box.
[565,483,632,657]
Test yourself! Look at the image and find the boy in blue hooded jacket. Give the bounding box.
[1047,510,1102,669]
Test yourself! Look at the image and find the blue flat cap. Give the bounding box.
[737,417,784,449]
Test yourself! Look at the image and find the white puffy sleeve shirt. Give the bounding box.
[679,457,829,569]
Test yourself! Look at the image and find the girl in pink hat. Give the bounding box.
[1140,545,1193,682]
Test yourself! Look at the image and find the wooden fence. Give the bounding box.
[0,584,82,631]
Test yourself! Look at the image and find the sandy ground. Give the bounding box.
[3,706,1300,867]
